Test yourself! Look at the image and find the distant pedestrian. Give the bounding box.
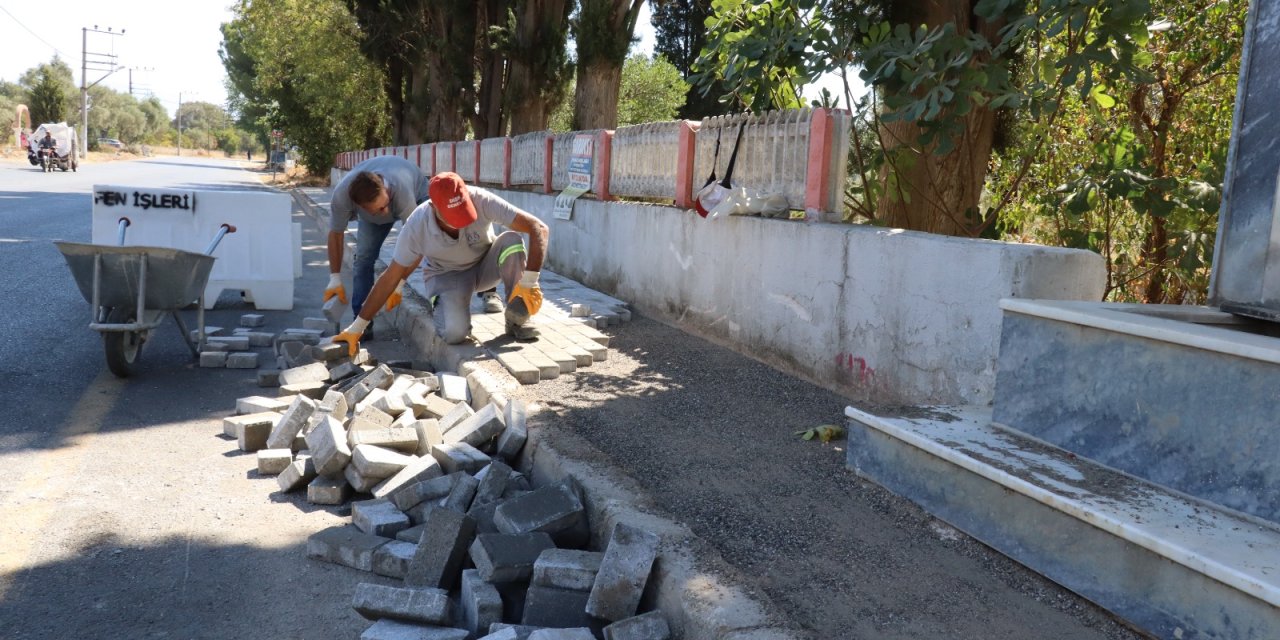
[247,150,252,161]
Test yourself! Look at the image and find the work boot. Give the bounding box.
[504,297,538,342]
[481,290,504,314]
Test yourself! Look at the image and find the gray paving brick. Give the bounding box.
[257,369,280,387]
[495,353,540,385]
[279,381,327,399]
[474,461,513,506]
[586,524,660,621]
[311,341,348,361]
[536,347,577,374]
[238,414,275,452]
[431,442,490,475]
[442,473,480,513]
[353,444,415,480]
[208,336,251,351]
[226,352,259,369]
[389,473,457,511]
[246,331,275,347]
[360,620,468,640]
[329,360,364,383]
[317,388,350,418]
[373,455,443,499]
[461,569,504,639]
[396,523,426,543]
[346,463,384,494]
[268,395,316,450]
[199,351,227,368]
[222,410,279,439]
[372,540,418,579]
[442,403,505,449]
[351,426,421,454]
[521,351,560,380]
[279,361,330,386]
[482,626,539,640]
[236,395,289,415]
[240,313,265,327]
[532,549,603,592]
[496,400,528,462]
[307,525,391,572]
[305,414,352,478]
[307,474,352,504]
[413,419,445,454]
[437,373,470,403]
[438,401,475,434]
[467,500,500,534]
[276,457,317,492]
[602,611,669,640]
[353,498,411,538]
[352,582,451,625]
[357,388,390,414]
[405,506,476,590]
[528,629,596,640]
[256,449,293,475]
[470,533,556,583]
[494,483,584,539]
[521,586,593,629]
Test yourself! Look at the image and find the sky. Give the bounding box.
[0,1,850,122]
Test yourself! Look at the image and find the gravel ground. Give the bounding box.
[516,314,1150,640]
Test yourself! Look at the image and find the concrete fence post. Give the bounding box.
[804,108,834,214]
[503,138,512,188]
[675,121,697,209]
[448,142,457,173]
[543,134,553,194]
[595,130,614,201]
[474,141,482,183]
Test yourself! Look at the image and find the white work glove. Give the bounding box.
[323,273,347,303]
[332,317,369,357]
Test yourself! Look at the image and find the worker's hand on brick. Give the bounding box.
[508,270,543,316]
[385,281,404,312]
[323,273,347,304]
[332,317,368,357]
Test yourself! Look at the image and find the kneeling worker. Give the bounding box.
[332,172,549,354]
[325,155,430,334]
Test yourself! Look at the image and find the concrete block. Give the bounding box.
[361,620,468,640]
[256,448,293,475]
[473,461,513,507]
[279,340,317,368]
[373,455,444,499]
[496,400,528,462]
[431,442,490,475]
[346,381,377,408]
[305,414,352,478]
[417,393,457,420]
[308,475,353,505]
[470,533,556,583]
[352,405,396,431]
[528,630,595,640]
[586,524,660,621]
[330,360,363,383]
[372,540,418,579]
[226,352,259,369]
[345,462,384,494]
[461,569,504,639]
[467,500,501,534]
[442,473,480,514]
[351,426,421,454]
[279,381,327,400]
[200,351,227,368]
[352,582,451,625]
[390,474,457,511]
[190,326,223,341]
[307,525,390,572]
[279,362,331,386]
[322,293,346,322]
[493,585,532,631]
[373,390,409,416]
[443,404,505,449]
[601,612,669,640]
[505,473,531,496]
[414,419,446,454]
[397,523,426,543]
[353,444,416,480]
[312,341,348,362]
[317,388,350,418]
[246,331,275,348]
[486,625,542,640]
[281,328,325,344]
[358,388,389,415]
[268,395,317,450]
[364,364,396,390]
[257,369,281,387]
[521,586,592,629]
[494,483,585,539]
[222,410,279,439]
[208,336,251,351]
[277,457,318,492]
[353,498,412,538]
[303,317,334,333]
[236,395,289,415]
[240,313,266,327]
[439,401,475,435]
[532,549,603,592]
[437,373,470,403]
[496,353,540,385]
[392,409,418,431]
[238,414,275,452]
[405,506,476,590]
[569,304,590,318]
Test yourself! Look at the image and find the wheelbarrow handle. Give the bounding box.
[116,217,131,246]
[204,223,237,255]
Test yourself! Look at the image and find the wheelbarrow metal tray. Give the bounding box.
[55,241,216,311]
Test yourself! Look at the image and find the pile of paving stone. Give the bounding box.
[224,339,672,640]
[197,313,344,370]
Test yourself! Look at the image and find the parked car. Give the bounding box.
[97,137,124,150]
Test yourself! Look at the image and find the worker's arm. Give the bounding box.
[331,257,422,356]
[324,230,347,302]
[508,211,549,272]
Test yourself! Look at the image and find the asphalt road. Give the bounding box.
[0,155,412,639]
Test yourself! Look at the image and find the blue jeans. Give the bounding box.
[352,219,394,317]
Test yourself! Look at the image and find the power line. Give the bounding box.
[0,5,67,58]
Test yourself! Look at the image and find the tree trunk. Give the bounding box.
[507,0,573,135]
[573,61,623,130]
[421,1,477,142]
[571,0,644,131]
[877,0,1001,236]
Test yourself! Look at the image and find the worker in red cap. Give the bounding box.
[331,171,550,352]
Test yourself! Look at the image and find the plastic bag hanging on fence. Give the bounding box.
[695,118,747,219]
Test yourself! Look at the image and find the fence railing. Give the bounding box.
[335,108,851,214]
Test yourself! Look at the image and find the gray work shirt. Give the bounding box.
[329,156,428,231]
[392,187,523,278]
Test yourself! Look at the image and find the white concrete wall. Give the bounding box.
[495,190,1105,405]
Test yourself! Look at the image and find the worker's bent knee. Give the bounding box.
[439,324,471,345]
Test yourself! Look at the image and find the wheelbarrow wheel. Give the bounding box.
[103,308,143,377]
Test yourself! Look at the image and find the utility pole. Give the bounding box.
[177,92,183,157]
[80,25,125,156]
[128,67,154,97]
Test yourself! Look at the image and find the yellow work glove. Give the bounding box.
[323,273,347,304]
[508,270,543,316]
[332,317,368,358]
[385,281,404,312]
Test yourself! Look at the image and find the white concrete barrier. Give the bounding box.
[91,185,297,310]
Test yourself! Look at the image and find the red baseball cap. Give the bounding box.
[429,172,478,229]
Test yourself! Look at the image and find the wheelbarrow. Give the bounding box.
[55,217,236,377]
